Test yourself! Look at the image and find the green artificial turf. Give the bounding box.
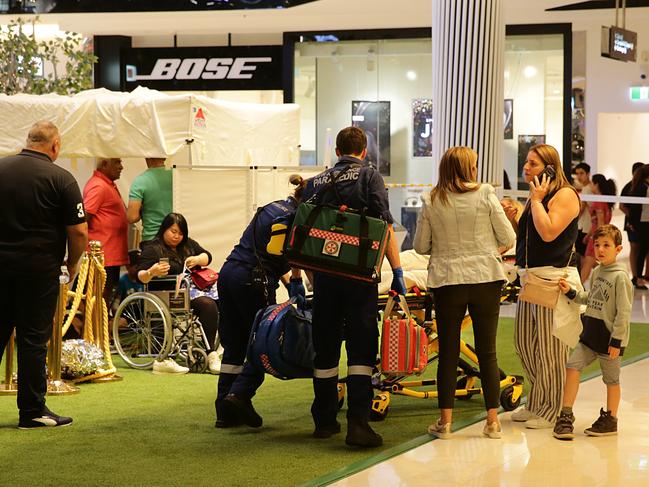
[1,317,648,487]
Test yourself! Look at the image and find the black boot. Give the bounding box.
[346,416,383,447]
[215,372,240,428]
[311,376,340,431]
[222,393,263,428]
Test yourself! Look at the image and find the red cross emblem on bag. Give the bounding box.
[322,239,341,257]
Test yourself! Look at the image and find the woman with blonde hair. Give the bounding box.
[502,143,582,429]
[414,146,516,439]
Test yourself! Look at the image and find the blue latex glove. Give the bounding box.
[391,267,407,295]
[288,278,306,309]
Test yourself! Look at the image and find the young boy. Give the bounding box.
[118,250,143,303]
[554,224,633,440]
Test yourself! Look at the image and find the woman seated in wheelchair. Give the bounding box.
[136,212,221,375]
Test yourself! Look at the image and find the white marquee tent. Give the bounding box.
[0,88,323,271]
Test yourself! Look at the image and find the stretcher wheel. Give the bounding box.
[186,347,208,374]
[337,382,346,410]
[370,393,390,421]
[500,386,521,411]
[112,292,172,369]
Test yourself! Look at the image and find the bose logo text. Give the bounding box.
[134,57,273,81]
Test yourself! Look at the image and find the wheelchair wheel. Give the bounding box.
[112,292,172,369]
[186,347,208,374]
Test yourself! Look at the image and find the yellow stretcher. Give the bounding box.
[339,288,524,421]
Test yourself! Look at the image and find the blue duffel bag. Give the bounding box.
[247,298,315,380]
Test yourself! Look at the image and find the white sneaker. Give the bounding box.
[152,358,189,375]
[207,351,221,374]
[483,420,502,439]
[427,419,452,439]
[525,417,554,429]
[511,408,539,422]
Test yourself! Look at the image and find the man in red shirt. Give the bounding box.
[83,158,129,308]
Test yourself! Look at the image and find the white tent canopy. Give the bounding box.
[0,87,300,165]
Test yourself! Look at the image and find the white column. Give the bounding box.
[432,0,504,185]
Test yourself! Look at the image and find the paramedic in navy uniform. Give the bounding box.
[0,121,88,429]
[302,126,406,448]
[215,175,307,428]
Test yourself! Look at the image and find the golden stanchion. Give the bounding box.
[82,241,121,383]
[0,331,17,395]
[47,276,80,395]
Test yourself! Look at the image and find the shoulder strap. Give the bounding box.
[306,163,358,205]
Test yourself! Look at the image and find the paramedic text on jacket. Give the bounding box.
[301,126,406,448]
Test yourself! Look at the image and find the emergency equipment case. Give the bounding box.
[283,165,389,283]
[380,294,428,375]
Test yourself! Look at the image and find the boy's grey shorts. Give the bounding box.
[566,342,621,385]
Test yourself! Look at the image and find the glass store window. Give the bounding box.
[503,33,565,191]
[294,38,433,184]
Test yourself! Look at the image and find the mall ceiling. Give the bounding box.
[548,0,649,10]
[0,0,320,14]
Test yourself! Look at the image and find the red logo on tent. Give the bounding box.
[195,107,205,120]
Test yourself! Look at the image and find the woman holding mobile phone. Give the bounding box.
[136,213,221,375]
[502,144,581,429]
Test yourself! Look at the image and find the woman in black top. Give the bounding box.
[502,144,581,429]
[628,164,649,286]
[136,212,220,374]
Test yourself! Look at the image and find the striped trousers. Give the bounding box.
[514,300,569,422]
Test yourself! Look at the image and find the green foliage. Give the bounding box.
[0,17,97,95]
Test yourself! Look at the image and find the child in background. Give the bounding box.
[118,250,143,302]
[554,224,633,440]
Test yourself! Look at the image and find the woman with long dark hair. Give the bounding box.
[580,174,616,283]
[136,212,220,374]
[414,146,515,439]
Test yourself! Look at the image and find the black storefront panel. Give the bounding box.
[122,46,283,91]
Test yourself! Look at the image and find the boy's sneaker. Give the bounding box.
[553,411,575,440]
[584,408,617,436]
[152,358,189,375]
[18,407,73,429]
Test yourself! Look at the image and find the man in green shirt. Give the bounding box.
[127,158,173,242]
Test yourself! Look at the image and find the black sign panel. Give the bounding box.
[122,46,283,91]
[601,26,637,63]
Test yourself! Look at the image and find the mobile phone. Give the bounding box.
[159,257,169,265]
[539,165,556,181]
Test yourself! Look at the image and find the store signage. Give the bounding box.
[122,46,283,91]
[630,86,649,101]
[601,26,637,62]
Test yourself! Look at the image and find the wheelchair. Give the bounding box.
[112,275,218,373]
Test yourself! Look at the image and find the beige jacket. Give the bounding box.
[414,184,516,288]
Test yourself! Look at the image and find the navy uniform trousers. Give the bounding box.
[311,273,378,428]
[215,261,276,419]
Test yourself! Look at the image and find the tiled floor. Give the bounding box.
[332,357,649,486]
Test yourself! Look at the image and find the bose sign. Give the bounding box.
[122,46,282,91]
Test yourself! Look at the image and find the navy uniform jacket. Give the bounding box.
[226,197,298,282]
[302,156,394,224]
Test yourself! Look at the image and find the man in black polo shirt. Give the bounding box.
[0,121,88,429]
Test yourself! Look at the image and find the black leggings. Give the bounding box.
[432,281,503,410]
[190,296,219,350]
[635,222,649,278]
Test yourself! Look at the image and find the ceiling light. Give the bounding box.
[523,66,538,78]
[406,70,417,81]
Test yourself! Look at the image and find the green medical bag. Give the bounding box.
[284,202,389,283]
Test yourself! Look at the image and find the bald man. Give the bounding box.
[0,121,88,429]
[83,158,128,307]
